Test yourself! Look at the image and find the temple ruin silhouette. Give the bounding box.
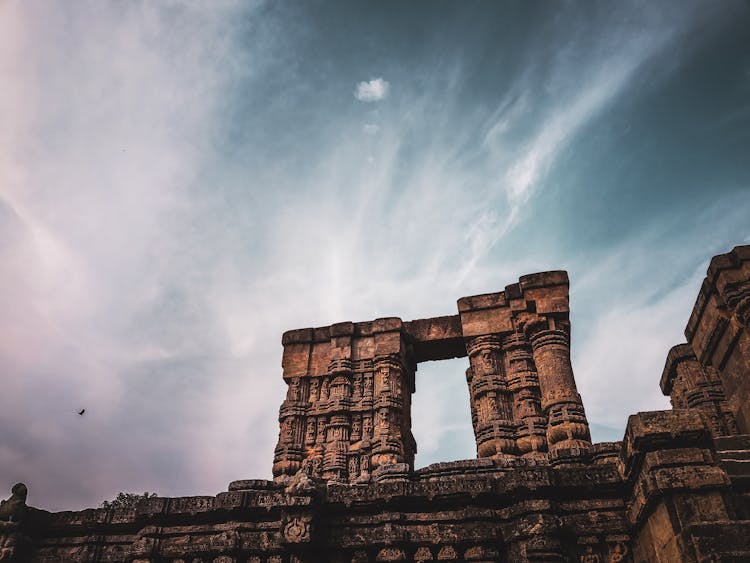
[2,245,750,562]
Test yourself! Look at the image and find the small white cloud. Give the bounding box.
[355,78,389,102]
[362,123,380,135]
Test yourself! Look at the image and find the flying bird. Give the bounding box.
[78,409,85,416]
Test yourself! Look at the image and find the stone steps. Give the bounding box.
[720,459,750,477]
[717,449,750,462]
[715,435,750,518]
[714,434,750,483]
[714,434,750,452]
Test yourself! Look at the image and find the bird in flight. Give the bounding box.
[78,409,86,416]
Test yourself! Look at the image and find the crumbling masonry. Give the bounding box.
[2,245,750,562]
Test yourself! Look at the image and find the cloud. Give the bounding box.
[355,78,389,102]
[362,123,380,135]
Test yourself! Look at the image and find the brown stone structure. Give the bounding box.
[4,245,750,562]
[681,245,750,432]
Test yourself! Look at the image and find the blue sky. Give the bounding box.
[1,1,749,511]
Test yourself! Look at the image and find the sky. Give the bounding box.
[1,0,749,511]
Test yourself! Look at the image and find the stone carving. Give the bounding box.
[0,535,18,561]
[351,415,362,441]
[363,415,373,440]
[0,484,27,523]
[579,545,601,563]
[436,545,459,560]
[289,378,301,401]
[310,378,320,402]
[284,469,316,495]
[376,547,406,561]
[305,418,316,445]
[607,542,628,563]
[282,516,311,543]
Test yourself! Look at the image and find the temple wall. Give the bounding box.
[684,245,750,432]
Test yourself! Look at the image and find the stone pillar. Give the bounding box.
[466,335,516,457]
[524,317,590,453]
[660,344,738,437]
[274,391,307,479]
[322,324,354,481]
[503,333,547,457]
[371,354,412,468]
[276,317,416,482]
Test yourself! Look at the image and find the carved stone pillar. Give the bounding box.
[273,393,307,478]
[503,333,547,457]
[524,317,590,453]
[323,355,352,481]
[660,344,738,437]
[466,335,516,457]
[371,355,411,468]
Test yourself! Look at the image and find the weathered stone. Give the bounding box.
[0,484,27,523]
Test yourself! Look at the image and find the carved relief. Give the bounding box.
[310,378,320,402]
[305,418,316,445]
[282,516,311,544]
[414,546,433,561]
[288,377,302,401]
[436,545,458,560]
[351,415,362,441]
[376,547,406,561]
[348,456,359,479]
[607,542,628,563]
[363,416,373,440]
[579,545,601,563]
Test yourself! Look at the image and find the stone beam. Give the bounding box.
[403,315,465,362]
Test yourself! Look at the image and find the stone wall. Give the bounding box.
[682,245,750,432]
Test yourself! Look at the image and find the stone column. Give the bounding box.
[323,325,354,481]
[524,317,590,453]
[323,417,350,481]
[503,333,547,457]
[371,354,410,468]
[273,388,307,479]
[661,344,738,437]
[466,335,516,457]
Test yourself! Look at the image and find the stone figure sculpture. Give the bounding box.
[0,484,27,523]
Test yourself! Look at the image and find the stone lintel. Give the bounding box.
[404,315,465,362]
[281,270,572,374]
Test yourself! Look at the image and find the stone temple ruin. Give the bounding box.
[2,245,750,562]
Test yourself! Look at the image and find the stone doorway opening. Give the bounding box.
[411,356,475,468]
